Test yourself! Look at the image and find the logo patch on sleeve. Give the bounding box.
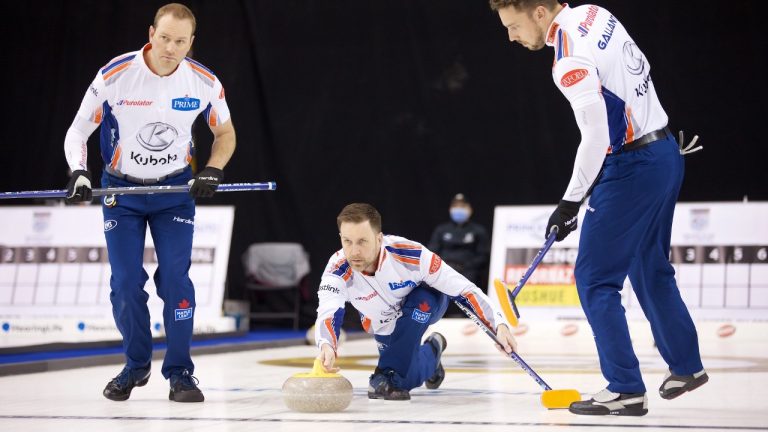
[560,69,589,87]
[175,298,193,321]
[429,254,442,274]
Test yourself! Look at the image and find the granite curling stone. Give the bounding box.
[282,358,353,413]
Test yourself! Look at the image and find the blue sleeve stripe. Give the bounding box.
[332,308,345,335]
[101,55,136,74]
[185,57,215,75]
[331,261,350,277]
[384,246,422,259]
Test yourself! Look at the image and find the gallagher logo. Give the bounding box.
[560,69,588,87]
[411,301,432,323]
[171,96,201,111]
[175,299,193,321]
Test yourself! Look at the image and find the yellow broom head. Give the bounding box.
[541,389,582,409]
[493,279,519,327]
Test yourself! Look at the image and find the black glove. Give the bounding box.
[545,200,580,241]
[188,166,224,198]
[65,170,92,204]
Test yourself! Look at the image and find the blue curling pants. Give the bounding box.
[101,168,197,379]
[374,284,449,390]
[575,135,704,394]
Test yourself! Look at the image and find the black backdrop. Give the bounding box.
[4,1,766,320]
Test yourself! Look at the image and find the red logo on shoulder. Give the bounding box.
[429,254,442,274]
[179,299,190,309]
[418,301,431,312]
[560,69,589,87]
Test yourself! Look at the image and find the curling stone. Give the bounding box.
[282,358,353,413]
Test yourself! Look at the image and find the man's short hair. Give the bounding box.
[337,203,382,233]
[489,0,559,12]
[154,3,197,35]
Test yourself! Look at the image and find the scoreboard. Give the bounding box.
[0,206,236,347]
[0,245,215,306]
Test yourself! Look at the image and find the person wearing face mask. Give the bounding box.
[428,194,491,289]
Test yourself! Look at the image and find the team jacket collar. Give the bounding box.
[138,43,161,76]
[139,43,185,77]
[545,3,572,47]
[363,247,387,276]
[359,244,388,277]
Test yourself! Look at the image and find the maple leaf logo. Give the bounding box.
[179,299,190,309]
[418,301,430,312]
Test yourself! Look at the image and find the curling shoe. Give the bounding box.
[368,368,410,401]
[569,388,648,416]
[169,370,205,403]
[424,332,447,390]
[659,369,708,400]
[103,366,151,401]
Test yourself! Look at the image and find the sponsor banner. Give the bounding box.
[427,318,768,357]
[0,318,237,347]
[488,202,768,321]
[515,285,581,307]
[0,206,236,347]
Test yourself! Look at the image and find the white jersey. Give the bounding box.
[64,44,231,179]
[314,235,505,351]
[546,4,668,202]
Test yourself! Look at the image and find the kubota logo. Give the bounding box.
[136,122,178,151]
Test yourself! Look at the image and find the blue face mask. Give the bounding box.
[450,207,470,224]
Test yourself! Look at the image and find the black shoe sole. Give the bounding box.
[569,406,648,416]
[103,375,150,402]
[169,390,205,403]
[367,393,411,401]
[425,364,445,390]
[424,333,447,390]
[367,387,411,401]
[660,373,709,400]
